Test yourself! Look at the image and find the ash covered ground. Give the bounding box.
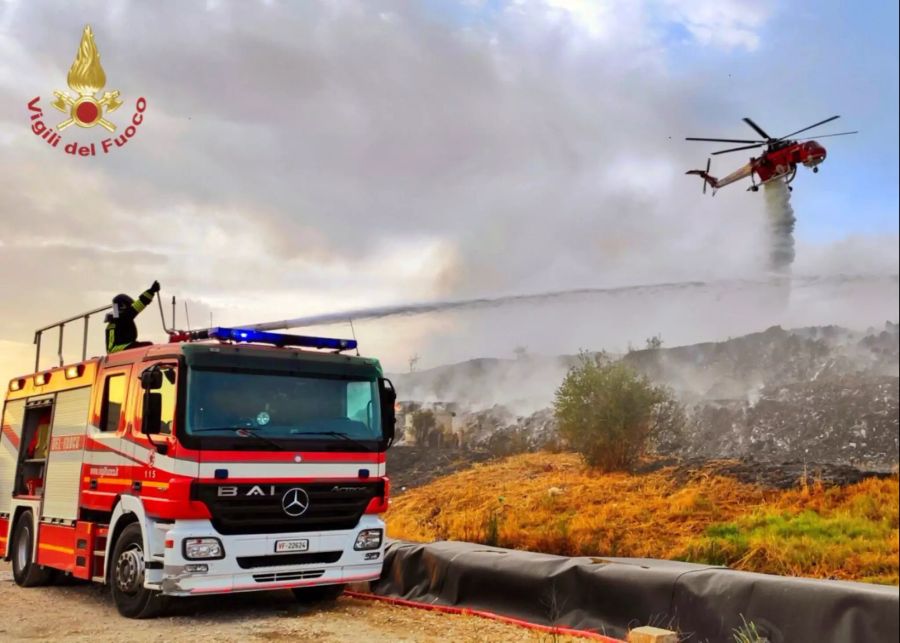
[388,322,899,486]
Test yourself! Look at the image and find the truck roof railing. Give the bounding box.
[32,312,358,374]
[33,304,111,372]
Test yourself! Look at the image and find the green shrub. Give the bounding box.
[553,351,677,471]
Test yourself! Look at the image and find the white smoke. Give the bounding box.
[763,178,797,274]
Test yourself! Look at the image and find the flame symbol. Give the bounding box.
[67,26,106,95]
[52,25,120,132]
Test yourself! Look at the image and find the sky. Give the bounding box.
[0,0,897,385]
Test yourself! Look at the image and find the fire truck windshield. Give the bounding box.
[184,368,382,449]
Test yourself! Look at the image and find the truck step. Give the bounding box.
[93,550,106,556]
[91,576,105,583]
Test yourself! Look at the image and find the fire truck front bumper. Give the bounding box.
[157,515,385,596]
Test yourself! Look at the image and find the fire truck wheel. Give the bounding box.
[11,510,54,587]
[291,583,346,603]
[109,523,167,619]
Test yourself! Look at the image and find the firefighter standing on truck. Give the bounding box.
[105,281,160,353]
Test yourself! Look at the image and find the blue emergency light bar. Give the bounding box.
[205,327,357,351]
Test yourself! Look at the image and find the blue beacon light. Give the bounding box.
[205,327,357,351]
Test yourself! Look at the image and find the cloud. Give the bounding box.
[0,0,895,379]
[0,340,34,394]
[659,0,773,51]
[538,0,772,51]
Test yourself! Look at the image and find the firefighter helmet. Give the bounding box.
[111,293,134,319]
[113,294,133,308]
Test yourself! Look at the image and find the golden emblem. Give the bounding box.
[51,26,122,132]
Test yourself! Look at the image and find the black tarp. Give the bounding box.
[371,540,899,642]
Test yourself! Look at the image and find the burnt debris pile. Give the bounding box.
[391,323,899,469]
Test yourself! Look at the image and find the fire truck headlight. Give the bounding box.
[183,537,225,560]
[353,529,383,551]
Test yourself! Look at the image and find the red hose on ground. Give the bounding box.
[344,590,624,642]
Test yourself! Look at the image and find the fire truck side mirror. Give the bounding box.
[141,392,163,436]
[379,378,396,447]
[141,368,163,390]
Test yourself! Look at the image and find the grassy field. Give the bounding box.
[386,452,899,585]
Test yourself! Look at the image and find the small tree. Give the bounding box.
[411,409,437,446]
[645,334,663,350]
[553,351,677,471]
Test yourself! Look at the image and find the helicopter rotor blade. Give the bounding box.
[778,115,841,140]
[743,117,772,140]
[795,130,858,141]
[686,137,764,144]
[703,158,710,195]
[711,143,767,156]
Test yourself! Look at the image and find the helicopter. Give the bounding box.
[685,115,857,194]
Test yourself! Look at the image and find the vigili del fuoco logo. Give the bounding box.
[27,25,147,156]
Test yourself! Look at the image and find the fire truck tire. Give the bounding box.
[109,523,167,619]
[291,583,346,603]
[11,510,54,587]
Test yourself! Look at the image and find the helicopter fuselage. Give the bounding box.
[753,140,827,184]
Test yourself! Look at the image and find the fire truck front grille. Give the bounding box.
[252,570,325,583]
[193,481,383,535]
[237,551,342,569]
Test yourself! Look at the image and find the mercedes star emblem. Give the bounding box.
[281,487,310,517]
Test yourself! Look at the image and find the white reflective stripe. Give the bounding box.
[198,462,363,478]
[0,400,26,514]
[131,441,152,460]
[170,457,200,477]
[88,438,198,477]
[42,450,84,462]
[86,434,381,478]
[0,437,16,456]
[86,451,138,467]
[130,442,199,476]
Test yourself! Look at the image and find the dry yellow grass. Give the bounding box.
[387,452,899,585]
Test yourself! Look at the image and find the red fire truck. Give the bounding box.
[1,319,395,618]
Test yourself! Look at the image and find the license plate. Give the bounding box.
[275,539,309,553]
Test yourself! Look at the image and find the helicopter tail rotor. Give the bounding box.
[703,157,710,194]
[686,158,716,195]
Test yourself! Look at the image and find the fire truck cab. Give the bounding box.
[1,326,395,618]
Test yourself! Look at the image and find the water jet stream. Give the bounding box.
[245,273,896,332]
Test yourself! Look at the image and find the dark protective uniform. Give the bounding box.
[105,281,160,353]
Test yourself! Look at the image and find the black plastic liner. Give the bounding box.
[371,540,899,642]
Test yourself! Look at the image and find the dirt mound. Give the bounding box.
[457,406,558,453]
[636,457,896,489]
[389,324,899,468]
[676,375,899,467]
[623,323,899,401]
[391,323,899,411]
